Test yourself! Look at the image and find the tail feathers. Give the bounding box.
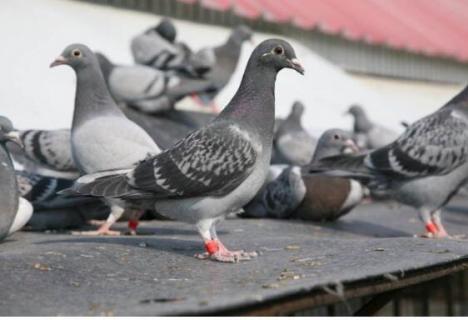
[305,154,374,182]
[61,169,153,200]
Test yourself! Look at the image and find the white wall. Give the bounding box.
[0,0,463,137]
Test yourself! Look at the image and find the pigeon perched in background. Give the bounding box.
[131,18,208,78]
[96,52,213,114]
[243,129,364,220]
[0,116,33,240]
[309,86,468,238]
[191,25,253,109]
[346,104,399,149]
[8,129,79,179]
[64,39,304,262]
[50,43,162,236]
[272,101,317,166]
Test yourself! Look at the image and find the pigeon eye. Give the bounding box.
[273,46,284,55]
[72,50,82,57]
[333,134,340,140]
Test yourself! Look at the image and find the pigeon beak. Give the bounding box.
[5,131,23,148]
[344,139,359,154]
[288,58,305,75]
[50,56,67,68]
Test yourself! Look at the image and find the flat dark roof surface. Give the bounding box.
[2,198,468,316]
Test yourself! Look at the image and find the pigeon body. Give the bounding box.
[272,101,316,165]
[65,39,304,262]
[192,25,253,106]
[244,129,364,221]
[311,88,468,237]
[97,52,212,114]
[51,43,161,235]
[8,129,78,179]
[347,105,399,149]
[0,117,33,240]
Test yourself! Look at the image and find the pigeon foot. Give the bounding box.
[87,219,106,226]
[73,223,121,236]
[195,240,257,263]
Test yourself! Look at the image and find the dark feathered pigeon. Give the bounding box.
[272,101,317,166]
[243,129,363,220]
[63,39,304,262]
[50,43,162,236]
[309,87,468,238]
[0,117,33,240]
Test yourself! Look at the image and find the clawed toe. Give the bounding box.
[72,229,121,236]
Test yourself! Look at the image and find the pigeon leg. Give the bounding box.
[431,209,450,238]
[127,210,145,235]
[417,208,438,238]
[75,205,124,236]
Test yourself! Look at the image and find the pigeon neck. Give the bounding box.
[354,114,373,133]
[219,61,277,137]
[72,64,123,128]
[222,35,243,56]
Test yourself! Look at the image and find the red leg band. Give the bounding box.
[128,219,139,231]
[204,240,219,255]
[425,222,438,234]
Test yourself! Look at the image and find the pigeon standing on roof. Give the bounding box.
[243,129,364,220]
[8,129,79,179]
[50,43,162,236]
[309,87,468,238]
[96,52,213,114]
[272,101,317,166]
[0,117,33,240]
[346,104,399,149]
[191,25,253,109]
[64,39,304,262]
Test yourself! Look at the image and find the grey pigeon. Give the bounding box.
[0,117,33,240]
[50,43,162,236]
[346,104,399,149]
[8,129,79,179]
[272,101,317,165]
[131,18,208,77]
[309,86,468,238]
[64,39,304,262]
[97,52,213,114]
[243,129,364,220]
[192,25,253,108]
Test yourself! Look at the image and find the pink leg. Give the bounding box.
[127,210,144,236]
[417,209,438,238]
[431,210,450,238]
[73,205,124,236]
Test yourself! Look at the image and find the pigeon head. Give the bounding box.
[347,104,366,117]
[253,39,304,75]
[231,25,253,43]
[312,129,359,162]
[154,18,176,43]
[291,101,305,117]
[0,116,22,147]
[50,44,97,70]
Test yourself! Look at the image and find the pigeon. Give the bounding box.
[16,170,96,210]
[191,25,253,109]
[96,52,213,114]
[309,86,468,238]
[50,43,162,236]
[243,129,364,220]
[0,116,33,240]
[272,101,317,166]
[346,104,399,149]
[63,39,304,262]
[8,129,79,179]
[131,18,208,77]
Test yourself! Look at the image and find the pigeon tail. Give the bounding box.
[62,169,152,200]
[305,154,373,182]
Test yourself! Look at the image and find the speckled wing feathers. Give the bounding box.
[129,122,257,198]
[368,109,468,178]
